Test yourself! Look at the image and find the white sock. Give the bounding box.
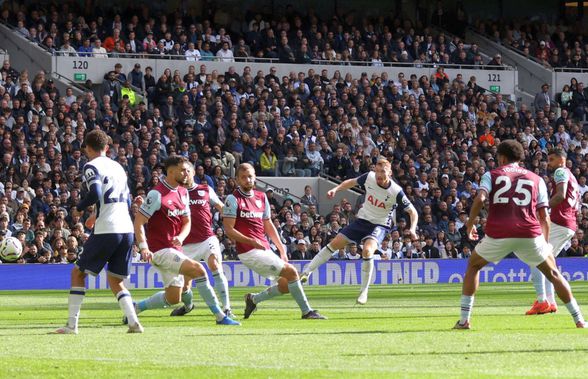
[360,258,374,293]
[305,244,335,273]
[67,286,85,329]
[545,282,556,304]
[212,271,231,310]
[565,298,585,324]
[194,276,225,321]
[460,295,474,324]
[117,290,139,326]
[531,266,547,302]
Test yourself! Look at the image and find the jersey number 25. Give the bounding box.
[492,176,533,206]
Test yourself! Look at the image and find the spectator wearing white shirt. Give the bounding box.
[378,239,393,260]
[305,142,324,176]
[347,243,362,260]
[185,42,201,61]
[216,42,234,62]
[578,176,588,198]
[92,39,108,58]
[58,40,78,57]
[390,241,404,259]
[555,124,571,150]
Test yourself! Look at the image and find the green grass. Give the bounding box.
[1,283,587,378]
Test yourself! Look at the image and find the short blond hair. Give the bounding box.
[376,158,391,168]
[237,163,255,175]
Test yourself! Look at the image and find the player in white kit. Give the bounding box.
[53,130,142,334]
[300,158,418,304]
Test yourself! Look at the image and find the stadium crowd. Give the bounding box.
[2,54,588,264]
[0,2,502,67]
[473,18,588,69]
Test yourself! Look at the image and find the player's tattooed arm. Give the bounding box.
[223,217,265,250]
[264,218,287,262]
[405,206,419,240]
[549,182,567,208]
[466,190,486,241]
[537,207,550,244]
[133,212,152,262]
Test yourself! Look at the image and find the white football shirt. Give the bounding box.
[82,156,134,234]
[356,172,414,227]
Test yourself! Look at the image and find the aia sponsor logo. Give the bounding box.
[367,195,386,209]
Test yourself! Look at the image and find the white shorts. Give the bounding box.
[476,236,551,267]
[183,236,222,262]
[549,223,575,257]
[238,249,286,281]
[152,248,188,288]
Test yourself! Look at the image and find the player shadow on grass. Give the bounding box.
[342,348,588,357]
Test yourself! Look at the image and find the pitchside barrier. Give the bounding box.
[1,259,588,290]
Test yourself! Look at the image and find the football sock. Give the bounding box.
[67,286,85,329]
[252,285,282,304]
[194,276,225,321]
[460,295,474,324]
[360,258,374,293]
[565,298,585,324]
[212,271,231,310]
[531,266,547,302]
[545,282,556,304]
[137,291,169,312]
[181,288,193,309]
[305,243,335,273]
[116,290,139,326]
[288,280,312,315]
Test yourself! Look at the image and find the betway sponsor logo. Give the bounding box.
[240,210,263,218]
[168,209,186,217]
[190,199,207,206]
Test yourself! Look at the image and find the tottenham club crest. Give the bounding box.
[255,199,262,208]
[197,190,206,197]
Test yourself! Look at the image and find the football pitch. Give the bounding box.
[1,283,587,378]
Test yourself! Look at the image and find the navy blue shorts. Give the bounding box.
[76,233,134,278]
[340,219,389,246]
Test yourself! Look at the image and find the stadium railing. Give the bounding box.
[52,53,518,97]
[465,27,552,106]
[0,19,519,97]
[257,176,361,214]
[0,22,52,76]
[554,67,588,94]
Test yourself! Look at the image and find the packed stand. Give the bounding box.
[1,56,588,263]
[473,18,588,69]
[0,3,505,67]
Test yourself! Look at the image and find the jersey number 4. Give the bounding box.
[103,176,128,204]
[493,176,533,206]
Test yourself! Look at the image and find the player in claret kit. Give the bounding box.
[53,130,142,334]
[300,158,418,304]
[131,156,239,326]
[526,148,580,315]
[168,165,234,318]
[455,140,585,329]
[223,163,325,320]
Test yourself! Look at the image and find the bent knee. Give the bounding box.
[183,260,206,277]
[166,293,182,305]
[281,264,299,280]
